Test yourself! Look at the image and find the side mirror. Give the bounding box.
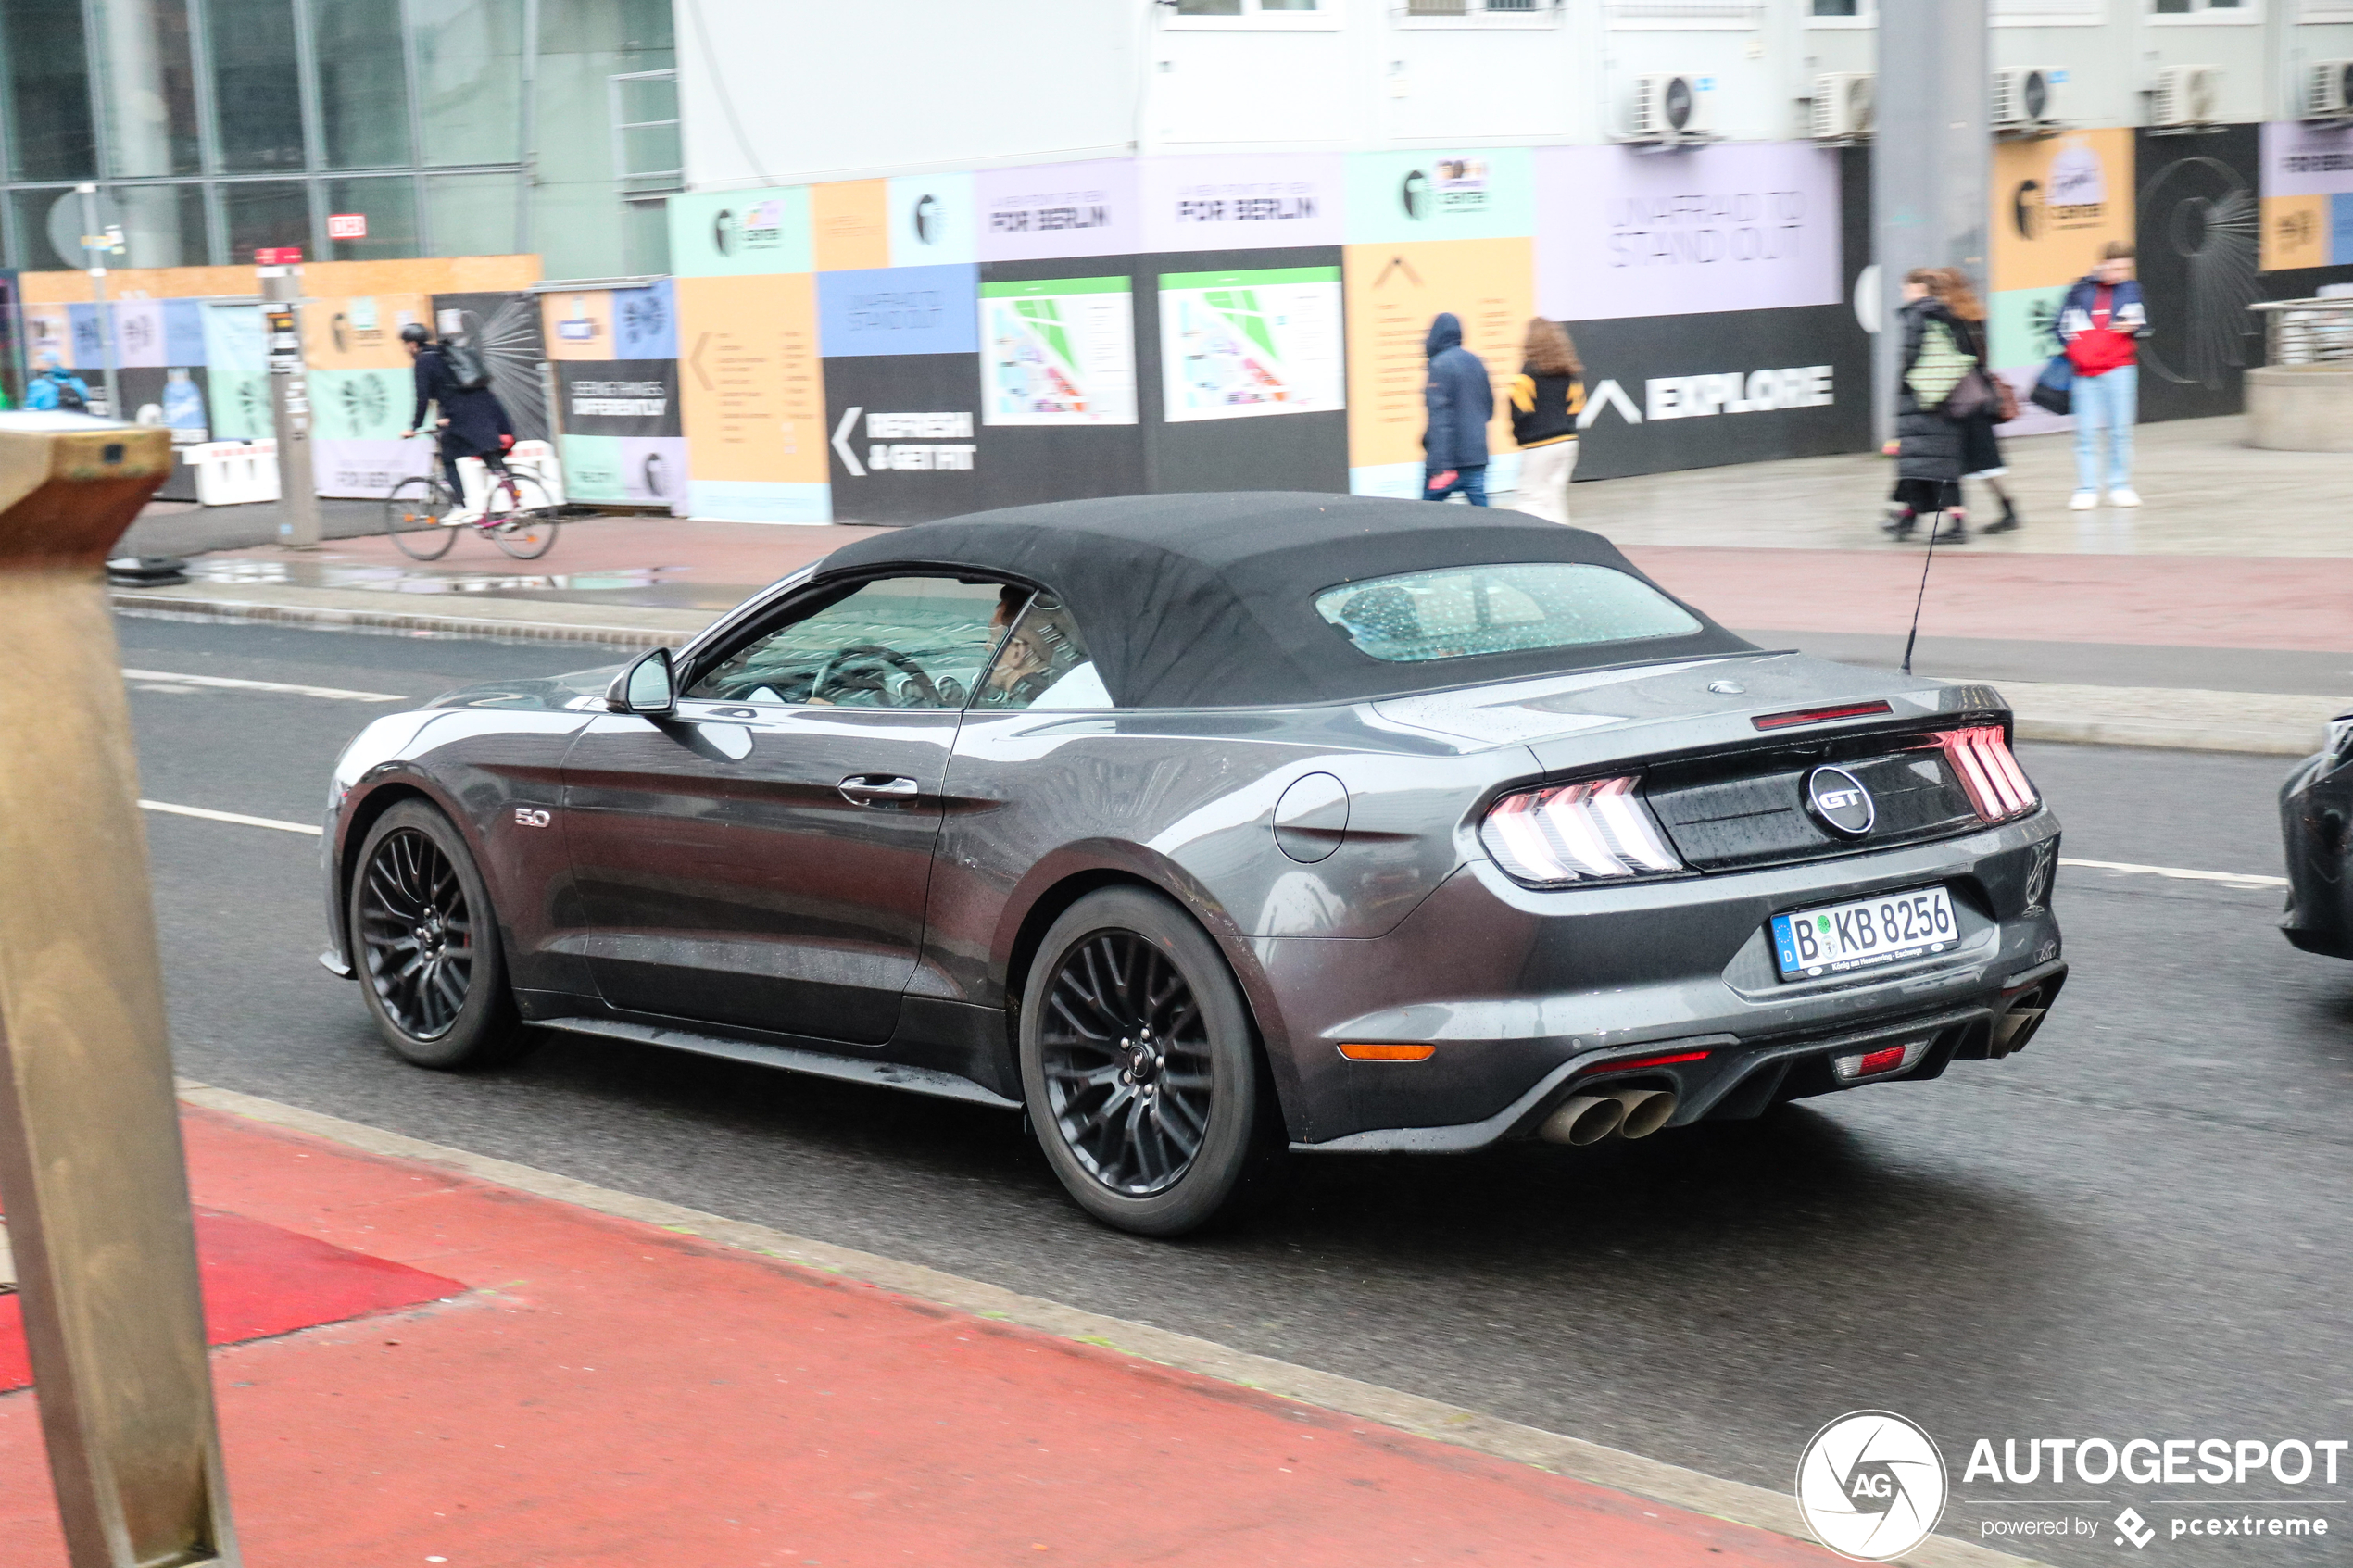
[606,647,675,716]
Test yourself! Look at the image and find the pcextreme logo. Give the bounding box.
[1796,1410,1949,1562]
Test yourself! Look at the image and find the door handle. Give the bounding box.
[838,774,921,808]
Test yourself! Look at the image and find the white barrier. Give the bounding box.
[182,441,282,507]
[455,439,566,513]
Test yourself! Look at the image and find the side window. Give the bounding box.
[685,576,1009,709]
[973,594,1104,710]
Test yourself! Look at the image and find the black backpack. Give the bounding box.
[441,339,492,393]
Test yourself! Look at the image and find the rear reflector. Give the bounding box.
[1831,1037,1931,1082]
[1338,1043,1436,1061]
[1480,774,1684,885]
[1592,1049,1712,1073]
[1752,700,1894,731]
[1932,725,2038,823]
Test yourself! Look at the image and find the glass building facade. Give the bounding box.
[0,0,676,278]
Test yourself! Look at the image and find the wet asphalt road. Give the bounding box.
[119,614,2353,1566]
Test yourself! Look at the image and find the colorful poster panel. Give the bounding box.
[310,365,430,498]
[677,271,830,522]
[1340,238,1533,498]
[121,365,210,499]
[817,264,979,358]
[888,173,975,268]
[1535,143,1842,324]
[812,180,890,271]
[610,280,677,360]
[306,294,428,370]
[1157,266,1343,421]
[980,276,1137,426]
[2134,125,2261,423]
[1139,154,1346,253]
[823,353,987,524]
[1565,305,1867,483]
[433,291,550,443]
[1343,148,1535,246]
[561,434,688,510]
[975,161,1140,263]
[1991,129,2137,295]
[23,304,69,369]
[669,187,813,278]
[201,302,270,439]
[2259,120,2353,271]
[543,288,616,361]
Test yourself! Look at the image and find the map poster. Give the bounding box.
[1157,266,1344,422]
[980,276,1137,426]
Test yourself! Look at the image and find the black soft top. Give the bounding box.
[817,492,1753,709]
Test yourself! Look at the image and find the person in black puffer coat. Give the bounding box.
[1882,270,1969,543]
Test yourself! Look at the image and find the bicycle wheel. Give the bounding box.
[384,475,457,560]
[486,474,558,560]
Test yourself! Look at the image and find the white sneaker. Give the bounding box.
[2069,490,2099,511]
[2108,486,2141,508]
[441,508,482,527]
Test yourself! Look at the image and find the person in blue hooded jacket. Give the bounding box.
[1421,312,1492,506]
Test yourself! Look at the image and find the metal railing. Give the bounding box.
[2249,297,2353,367]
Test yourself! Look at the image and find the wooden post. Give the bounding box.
[0,416,241,1567]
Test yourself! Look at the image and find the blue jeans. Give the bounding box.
[2071,364,2136,494]
[1423,463,1489,506]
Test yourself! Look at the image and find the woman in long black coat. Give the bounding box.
[1882,270,1969,542]
[401,323,514,509]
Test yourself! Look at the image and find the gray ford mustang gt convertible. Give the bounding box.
[320,493,2067,1235]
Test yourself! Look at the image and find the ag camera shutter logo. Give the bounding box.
[1796,1410,1948,1562]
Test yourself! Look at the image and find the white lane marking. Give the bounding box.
[139,799,322,836]
[2060,856,2286,889]
[121,668,406,703]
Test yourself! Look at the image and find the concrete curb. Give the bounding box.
[176,1079,2040,1568]
[1970,678,2337,758]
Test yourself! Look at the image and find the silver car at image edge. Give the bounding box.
[317,494,2067,1236]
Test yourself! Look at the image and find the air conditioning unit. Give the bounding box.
[1630,73,1709,140]
[1992,68,2057,132]
[2153,65,2221,128]
[2306,59,2353,119]
[1811,72,1875,140]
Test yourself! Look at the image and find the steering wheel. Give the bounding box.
[810,642,940,708]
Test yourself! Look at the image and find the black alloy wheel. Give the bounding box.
[1040,931,1215,1195]
[1020,887,1280,1236]
[350,800,530,1070]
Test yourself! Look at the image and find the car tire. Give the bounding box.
[348,799,534,1071]
[1019,886,1281,1237]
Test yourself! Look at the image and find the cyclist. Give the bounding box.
[397,322,513,522]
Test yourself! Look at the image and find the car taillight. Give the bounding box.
[1934,725,2038,823]
[1480,775,1684,885]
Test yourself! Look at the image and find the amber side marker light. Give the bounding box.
[1338,1043,1438,1061]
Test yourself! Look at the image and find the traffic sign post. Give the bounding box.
[0,417,244,1568]
[73,185,119,420]
[258,254,321,549]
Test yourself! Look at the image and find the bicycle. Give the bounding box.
[384,435,560,562]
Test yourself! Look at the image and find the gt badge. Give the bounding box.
[1805,766,1875,838]
[513,807,552,829]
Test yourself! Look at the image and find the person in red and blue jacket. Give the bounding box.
[2057,240,2149,511]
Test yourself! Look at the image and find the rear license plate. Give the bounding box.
[1770,887,1957,980]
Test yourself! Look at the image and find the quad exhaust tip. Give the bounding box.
[1540,1087,1679,1146]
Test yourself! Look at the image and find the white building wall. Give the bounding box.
[676,0,1142,188]
[677,1,2353,184]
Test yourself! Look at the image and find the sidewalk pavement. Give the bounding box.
[110,414,2353,754]
[0,1091,2005,1568]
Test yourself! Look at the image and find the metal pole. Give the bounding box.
[0,417,242,1568]
[261,264,322,548]
[75,183,120,420]
[1872,0,1990,442]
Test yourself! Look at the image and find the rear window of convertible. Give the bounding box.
[1314,562,1702,664]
